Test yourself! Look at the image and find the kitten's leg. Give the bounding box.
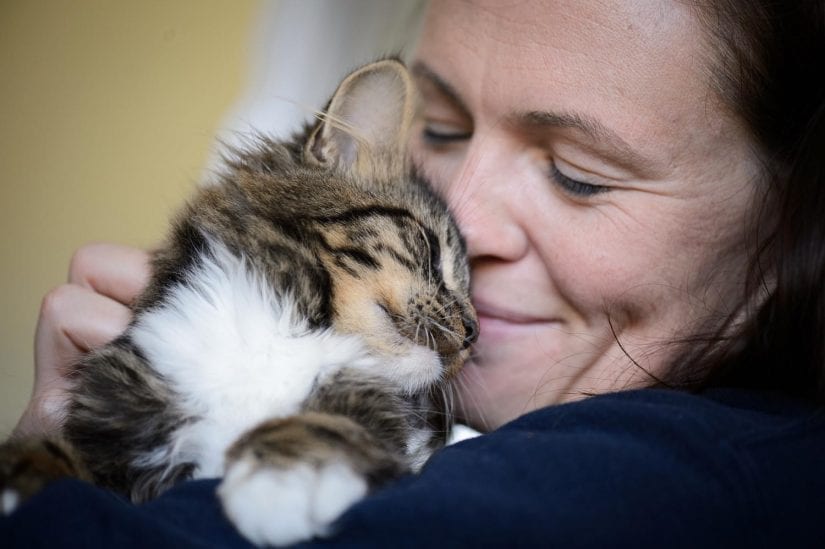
[66,339,194,502]
[0,436,91,515]
[218,412,406,547]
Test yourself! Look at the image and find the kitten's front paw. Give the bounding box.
[217,413,406,546]
[218,456,367,546]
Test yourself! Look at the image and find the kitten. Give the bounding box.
[0,59,477,546]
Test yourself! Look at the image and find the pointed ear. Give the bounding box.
[304,59,416,179]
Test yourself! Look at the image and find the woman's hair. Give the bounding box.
[667,1,825,401]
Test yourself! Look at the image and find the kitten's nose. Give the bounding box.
[461,315,478,349]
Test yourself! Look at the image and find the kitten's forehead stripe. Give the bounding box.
[387,249,417,271]
[335,248,380,269]
[314,206,416,225]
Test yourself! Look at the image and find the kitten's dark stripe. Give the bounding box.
[305,423,349,445]
[387,248,418,270]
[334,247,380,268]
[400,228,423,256]
[111,334,148,362]
[422,227,442,274]
[314,206,416,225]
[317,206,439,274]
[334,257,361,277]
[301,260,334,327]
[139,218,209,310]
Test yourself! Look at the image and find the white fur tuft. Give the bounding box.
[218,457,367,546]
[130,239,376,477]
[359,343,443,395]
[405,427,436,471]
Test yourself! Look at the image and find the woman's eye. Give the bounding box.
[550,164,608,197]
[421,122,472,145]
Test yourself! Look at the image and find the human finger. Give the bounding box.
[67,243,151,306]
[14,284,134,437]
[35,283,133,379]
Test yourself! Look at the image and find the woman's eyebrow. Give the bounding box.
[515,110,660,175]
[411,61,471,116]
[412,61,661,176]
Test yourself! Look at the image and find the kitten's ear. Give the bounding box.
[305,59,416,179]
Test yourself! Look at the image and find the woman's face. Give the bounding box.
[412,0,761,430]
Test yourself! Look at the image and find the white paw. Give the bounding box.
[217,458,367,546]
[1,488,20,516]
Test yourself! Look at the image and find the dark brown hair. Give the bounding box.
[668,1,825,401]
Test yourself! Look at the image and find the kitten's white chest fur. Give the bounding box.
[130,240,373,477]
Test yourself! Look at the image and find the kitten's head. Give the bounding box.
[304,60,477,392]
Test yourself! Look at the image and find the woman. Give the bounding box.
[6,0,825,545]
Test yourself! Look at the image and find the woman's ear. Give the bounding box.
[304,59,416,180]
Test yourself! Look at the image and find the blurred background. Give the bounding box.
[0,0,424,434]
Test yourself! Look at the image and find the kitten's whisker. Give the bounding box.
[428,320,461,346]
[429,300,455,319]
[426,328,437,352]
[454,367,494,433]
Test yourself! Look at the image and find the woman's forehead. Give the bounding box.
[414,0,733,176]
[416,0,707,111]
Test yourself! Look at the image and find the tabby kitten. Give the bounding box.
[0,60,477,546]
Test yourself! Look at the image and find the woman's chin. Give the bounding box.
[453,324,589,430]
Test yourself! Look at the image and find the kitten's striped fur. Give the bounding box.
[0,60,477,545]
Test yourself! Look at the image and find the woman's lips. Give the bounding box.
[472,298,561,340]
[472,297,557,323]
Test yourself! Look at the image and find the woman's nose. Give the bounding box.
[443,144,530,262]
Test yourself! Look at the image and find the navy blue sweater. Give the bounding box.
[3,388,825,547]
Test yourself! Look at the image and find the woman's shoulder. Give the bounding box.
[491,387,825,491]
[403,387,825,546]
[337,388,825,547]
[504,386,825,443]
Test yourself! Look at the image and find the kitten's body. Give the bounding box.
[0,61,476,546]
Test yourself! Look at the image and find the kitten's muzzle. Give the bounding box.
[461,312,478,350]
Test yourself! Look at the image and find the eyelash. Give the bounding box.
[550,164,608,197]
[421,126,472,145]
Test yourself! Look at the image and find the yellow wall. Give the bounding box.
[0,0,258,433]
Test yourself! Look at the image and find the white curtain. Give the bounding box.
[218,0,426,144]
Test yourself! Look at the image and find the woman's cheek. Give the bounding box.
[538,207,674,332]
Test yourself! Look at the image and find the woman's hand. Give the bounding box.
[13,244,151,437]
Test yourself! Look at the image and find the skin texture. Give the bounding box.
[409,0,761,430]
[19,0,761,435]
